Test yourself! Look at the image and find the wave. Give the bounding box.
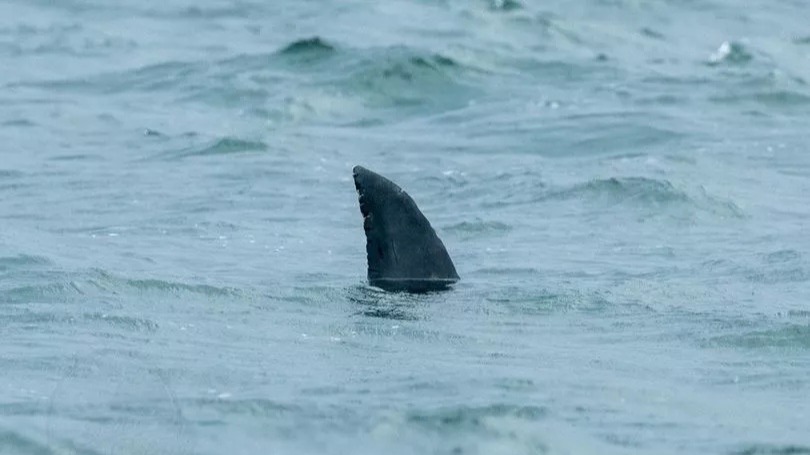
[707,41,754,66]
[331,46,473,114]
[391,403,552,453]
[278,36,336,57]
[9,34,481,131]
[431,167,743,221]
[550,176,689,205]
[1,267,242,306]
[267,43,476,125]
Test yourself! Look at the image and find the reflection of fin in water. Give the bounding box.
[352,166,459,293]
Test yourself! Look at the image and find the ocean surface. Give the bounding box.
[2,0,809,454]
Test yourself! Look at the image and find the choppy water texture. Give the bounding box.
[2,0,810,454]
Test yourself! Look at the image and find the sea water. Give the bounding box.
[2,1,809,454]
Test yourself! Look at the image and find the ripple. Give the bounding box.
[3,308,76,325]
[2,268,243,304]
[763,249,802,264]
[1,118,36,127]
[183,397,298,418]
[0,254,52,272]
[406,403,547,430]
[18,59,204,94]
[368,403,553,455]
[179,5,250,19]
[0,429,58,455]
[347,286,426,320]
[82,312,159,332]
[709,324,810,350]
[463,110,686,157]
[444,219,512,238]
[0,169,25,178]
[640,27,666,40]
[122,278,239,297]
[483,287,613,315]
[0,21,135,57]
[0,282,84,305]
[473,267,539,278]
[732,444,810,455]
[488,0,523,11]
[711,90,810,108]
[165,136,268,160]
[355,50,460,82]
[0,402,45,417]
[746,268,810,284]
[553,177,689,204]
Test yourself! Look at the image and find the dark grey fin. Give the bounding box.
[352,166,459,293]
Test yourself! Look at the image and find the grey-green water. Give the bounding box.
[2,1,810,454]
